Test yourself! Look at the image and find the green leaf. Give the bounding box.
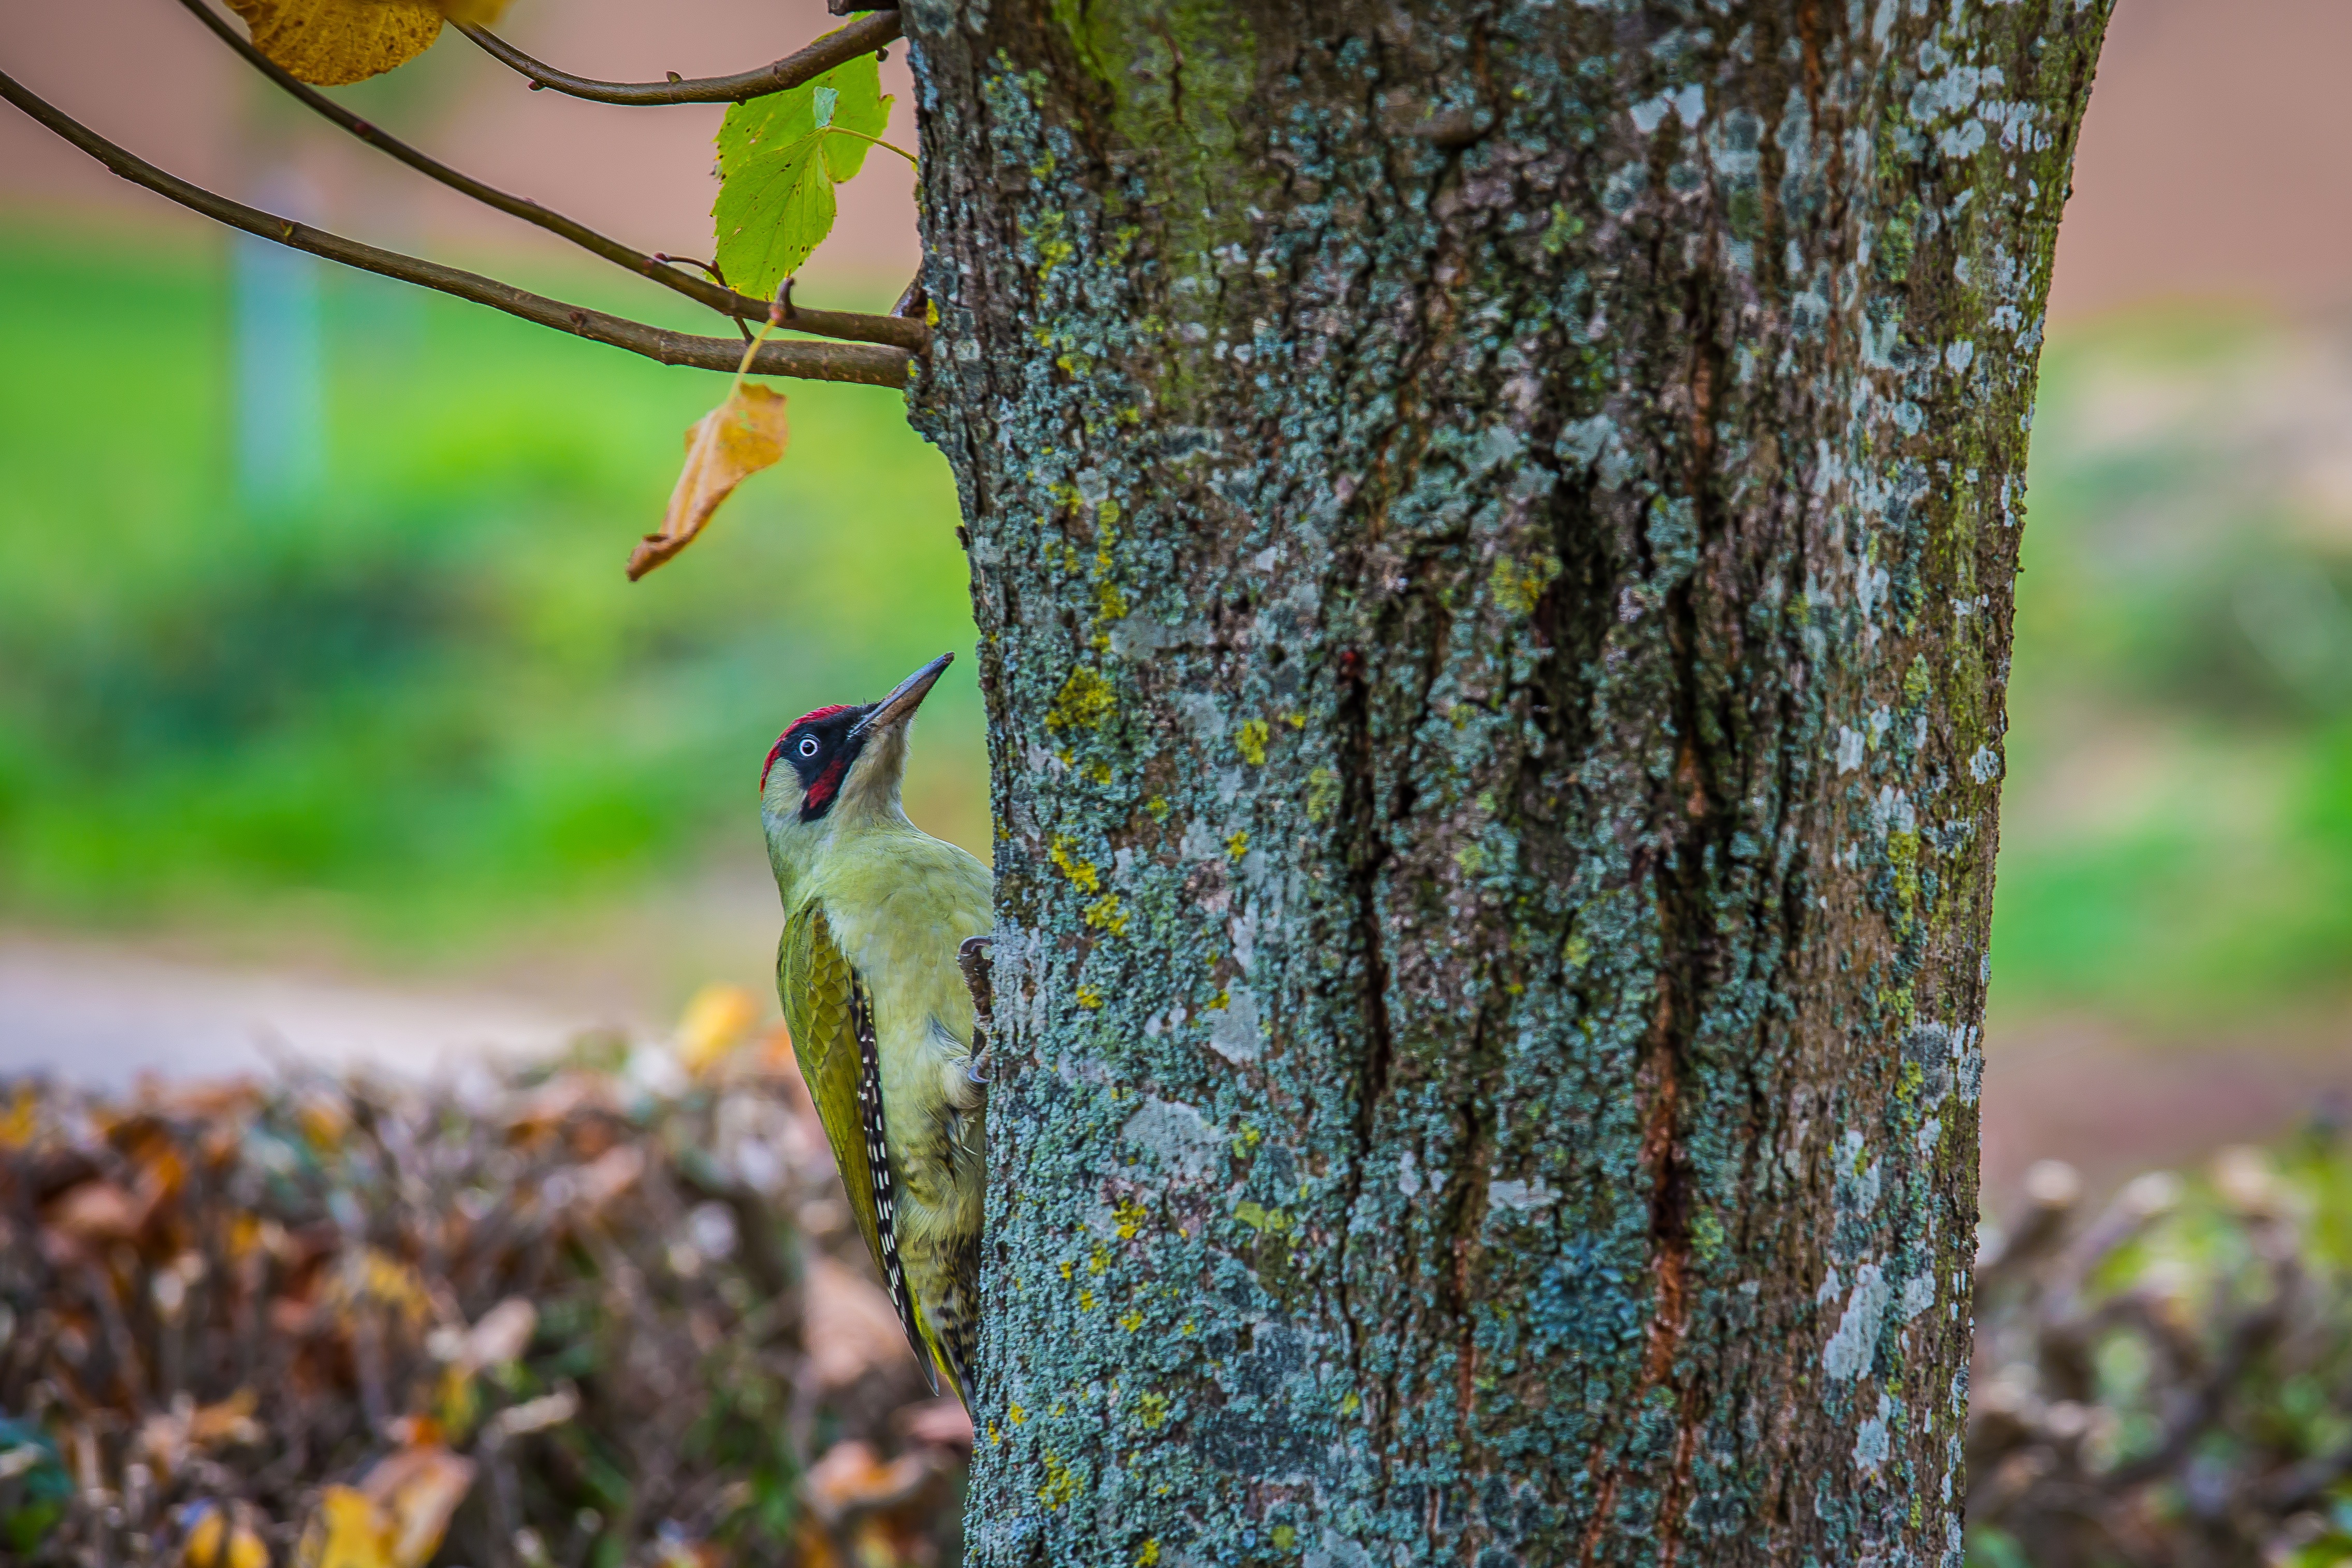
[713,51,894,300]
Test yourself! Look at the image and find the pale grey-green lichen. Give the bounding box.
[902,1,2111,1562]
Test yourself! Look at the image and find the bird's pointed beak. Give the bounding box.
[850,652,953,741]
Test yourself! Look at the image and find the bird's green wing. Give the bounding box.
[778,901,935,1389]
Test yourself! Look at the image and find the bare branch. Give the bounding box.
[454,9,902,107]
[170,0,924,354]
[0,70,911,388]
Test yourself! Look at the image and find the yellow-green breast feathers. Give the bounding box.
[776,828,991,1400]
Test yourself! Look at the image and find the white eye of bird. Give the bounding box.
[798,736,820,758]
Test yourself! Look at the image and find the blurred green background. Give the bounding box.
[4,220,2351,1023]
[0,222,986,1006]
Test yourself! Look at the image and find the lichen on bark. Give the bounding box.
[902,2,2110,1562]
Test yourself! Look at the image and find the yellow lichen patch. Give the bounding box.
[1233,718,1269,765]
[1097,580,1130,622]
[1078,1289,1096,1310]
[1340,1390,1362,1415]
[1232,1200,1290,1233]
[1119,1309,1145,1331]
[1008,1403,1028,1425]
[1089,1246,1111,1275]
[1038,1451,1079,1509]
[1272,1525,1297,1550]
[1304,766,1341,824]
[1133,1392,1170,1430]
[1112,1197,1148,1239]
[1075,983,1104,1010]
[1490,550,1562,618]
[1048,835,1101,894]
[1903,654,1934,705]
[1145,794,1171,821]
[1047,666,1116,733]
[1138,1540,1162,1565]
[1887,829,1921,921]
[1083,893,1130,935]
[1225,829,1250,861]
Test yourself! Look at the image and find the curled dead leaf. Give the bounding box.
[484,1385,578,1441]
[47,1179,143,1243]
[802,1440,933,1521]
[627,384,790,580]
[450,1296,536,1371]
[224,0,444,87]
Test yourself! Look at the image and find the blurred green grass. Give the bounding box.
[1993,310,2352,1018]
[1,221,2348,1019]
[0,221,984,963]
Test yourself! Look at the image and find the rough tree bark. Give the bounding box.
[907,2,2109,1562]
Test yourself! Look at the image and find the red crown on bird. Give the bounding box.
[761,704,855,793]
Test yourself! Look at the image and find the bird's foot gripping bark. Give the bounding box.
[957,935,994,1085]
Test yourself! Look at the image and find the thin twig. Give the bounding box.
[0,70,913,388]
[170,0,924,353]
[454,9,902,106]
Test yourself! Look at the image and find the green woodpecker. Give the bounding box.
[761,652,991,1402]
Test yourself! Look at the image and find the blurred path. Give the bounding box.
[5,931,2346,1201]
[1981,1009,2352,1207]
[0,932,605,1087]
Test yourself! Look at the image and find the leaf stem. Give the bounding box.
[822,126,919,168]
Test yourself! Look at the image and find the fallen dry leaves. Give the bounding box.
[0,1003,966,1566]
[627,384,791,580]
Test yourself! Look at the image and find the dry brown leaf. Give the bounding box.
[804,1254,916,1389]
[803,1440,930,1518]
[47,1179,142,1242]
[451,1296,535,1370]
[627,384,790,580]
[224,0,444,88]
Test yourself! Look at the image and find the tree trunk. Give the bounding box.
[905,2,2108,1562]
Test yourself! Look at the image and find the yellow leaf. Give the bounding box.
[184,1503,273,1568]
[627,384,789,580]
[294,1488,393,1568]
[432,0,513,23]
[364,1446,475,1568]
[675,983,760,1076]
[224,0,444,87]
[297,1449,475,1568]
[183,1503,228,1567]
[226,1522,272,1568]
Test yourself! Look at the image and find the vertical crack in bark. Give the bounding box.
[1642,260,1743,1568]
[1328,643,1399,1470]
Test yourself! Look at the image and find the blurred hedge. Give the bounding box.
[0,1000,964,1568]
[1969,1115,2352,1568]
[5,1010,2349,1567]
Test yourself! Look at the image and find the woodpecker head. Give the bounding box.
[761,653,953,847]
